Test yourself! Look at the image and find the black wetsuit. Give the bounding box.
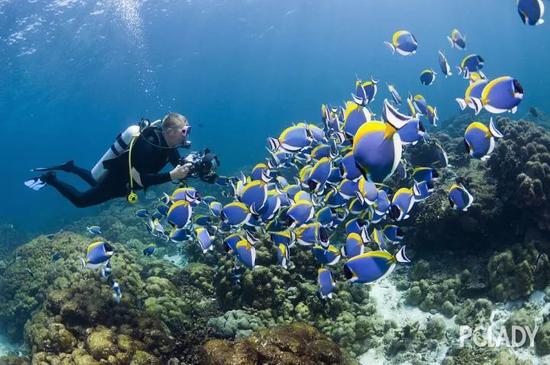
[46,127,181,207]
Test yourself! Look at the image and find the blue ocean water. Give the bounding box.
[0,0,549,234]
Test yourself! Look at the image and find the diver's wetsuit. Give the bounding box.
[45,127,180,208]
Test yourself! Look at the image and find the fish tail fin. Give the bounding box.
[447,36,454,48]
[384,41,395,54]
[471,98,483,115]
[79,257,86,269]
[267,137,280,152]
[537,18,545,25]
[489,118,504,138]
[456,66,462,75]
[455,98,467,110]
[395,245,411,263]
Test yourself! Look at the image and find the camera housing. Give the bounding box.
[180,149,219,182]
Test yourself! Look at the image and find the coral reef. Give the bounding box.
[202,323,357,365]
[0,230,219,364]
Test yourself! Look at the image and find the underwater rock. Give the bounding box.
[202,323,356,365]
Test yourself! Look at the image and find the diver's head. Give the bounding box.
[161,112,191,148]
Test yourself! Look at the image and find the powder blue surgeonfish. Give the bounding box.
[413,180,434,201]
[268,124,312,153]
[385,30,418,56]
[397,118,426,146]
[344,246,411,284]
[389,188,415,221]
[312,245,341,266]
[276,243,291,269]
[221,202,251,226]
[167,200,192,228]
[448,183,474,211]
[239,180,268,213]
[196,227,214,253]
[420,69,437,86]
[458,54,485,78]
[427,105,439,127]
[447,28,466,50]
[517,0,545,25]
[143,244,156,256]
[464,118,504,160]
[342,101,372,139]
[234,239,256,269]
[383,225,404,244]
[340,152,363,181]
[353,117,406,183]
[481,76,524,114]
[352,79,378,106]
[82,241,114,270]
[438,51,452,78]
[307,157,332,192]
[412,167,440,184]
[341,232,365,258]
[287,200,315,226]
[318,268,336,299]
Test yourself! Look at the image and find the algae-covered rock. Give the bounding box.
[425,315,446,340]
[455,298,493,326]
[86,326,117,360]
[535,320,550,355]
[504,309,536,347]
[488,249,534,301]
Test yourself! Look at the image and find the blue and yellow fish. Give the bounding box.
[344,246,411,284]
[464,118,503,160]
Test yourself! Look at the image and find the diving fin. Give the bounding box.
[24,177,47,191]
[30,160,74,172]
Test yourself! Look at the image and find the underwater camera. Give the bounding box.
[180,148,220,183]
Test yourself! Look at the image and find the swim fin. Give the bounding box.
[30,160,74,172]
[24,171,56,191]
[24,177,47,191]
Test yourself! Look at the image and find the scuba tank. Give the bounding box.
[91,125,141,183]
[91,119,160,183]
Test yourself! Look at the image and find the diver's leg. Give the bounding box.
[32,160,98,187]
[63,162,98,187]
[42,173,113,208]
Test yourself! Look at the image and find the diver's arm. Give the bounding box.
[169,149,181,168]
[140,171,173,187]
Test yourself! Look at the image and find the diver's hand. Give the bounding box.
[170,164,190,180]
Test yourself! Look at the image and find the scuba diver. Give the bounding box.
[25,112,219,207]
